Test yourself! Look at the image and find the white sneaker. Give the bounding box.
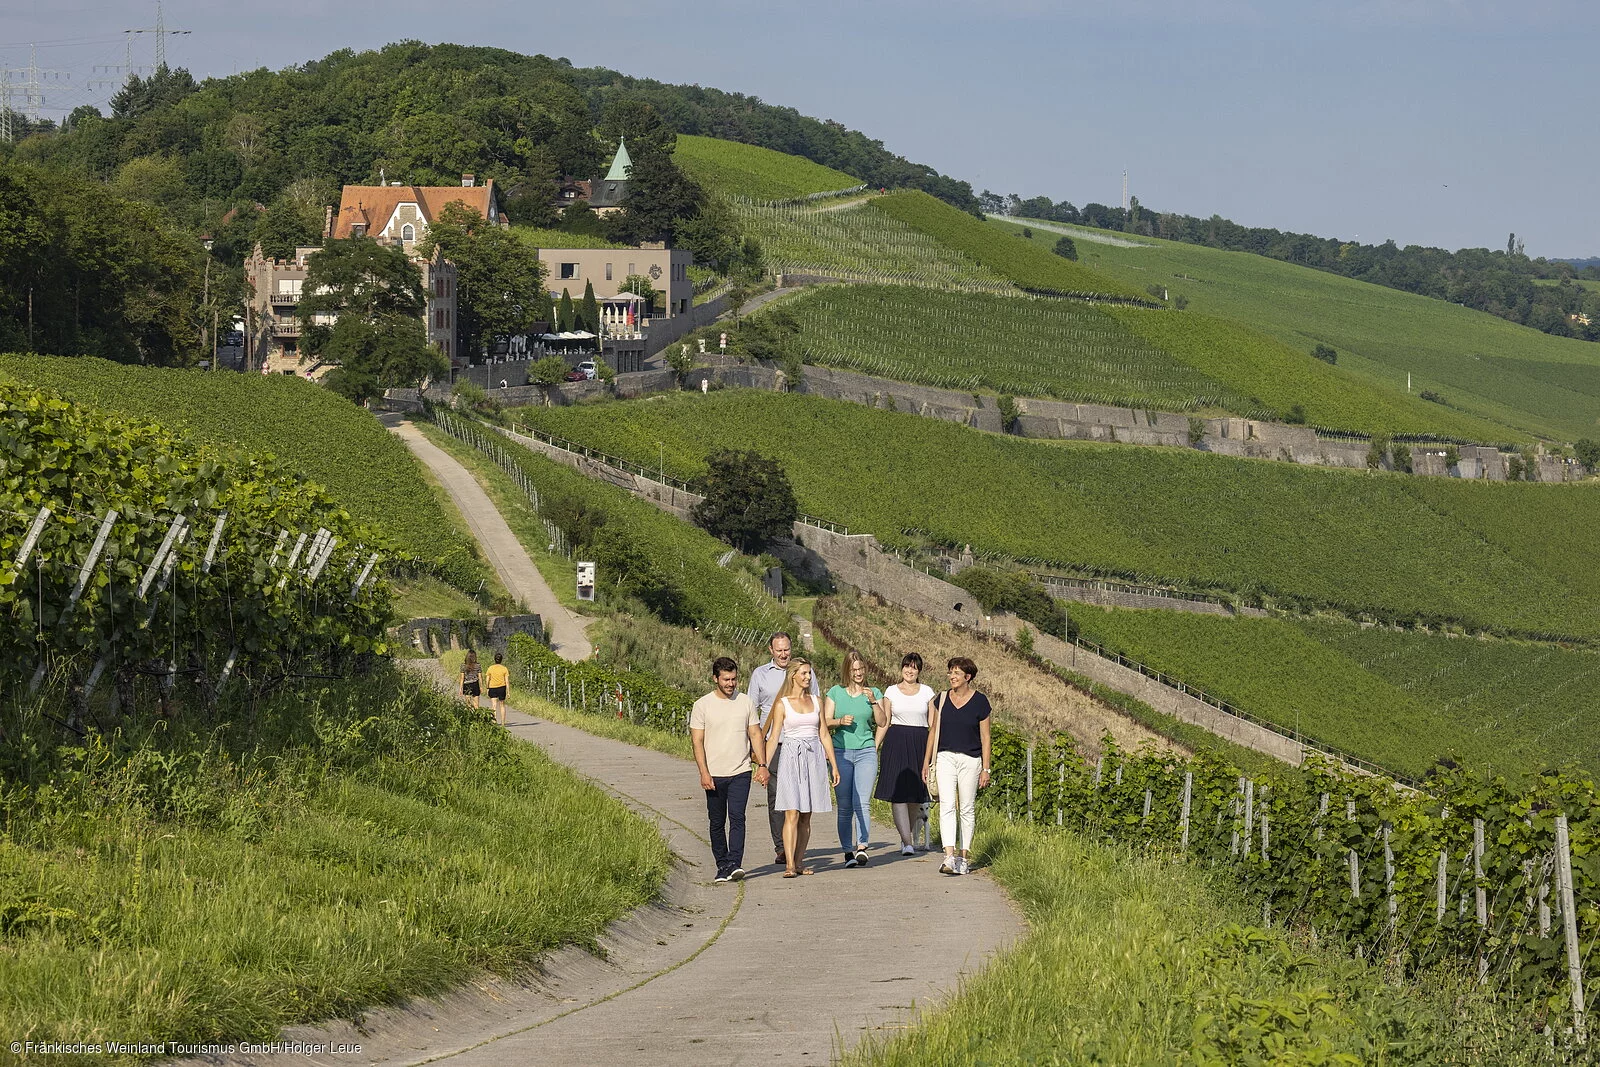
[939,855,957,875]
[956,856,970,875]
[900,843,915,856]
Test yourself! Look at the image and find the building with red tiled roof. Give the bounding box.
[326,174,506,252]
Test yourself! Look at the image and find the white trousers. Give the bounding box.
[936,750,981,851]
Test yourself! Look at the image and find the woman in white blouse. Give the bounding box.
[873,652,934,855]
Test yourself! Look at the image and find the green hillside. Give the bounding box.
[787,285,1265,414]
[0,354,484,587]
[1073,607,1600,779]
[876,192,1147,301]
[995,217,1600,442]
[730,197,1017,293]
[777,284,1511,436]
[675,135,860,201]
[510,390,1600,639]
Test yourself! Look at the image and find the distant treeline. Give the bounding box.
[984,192,1600,343]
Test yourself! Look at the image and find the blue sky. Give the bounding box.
[4,0,1595,256]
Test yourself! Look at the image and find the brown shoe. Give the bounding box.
[775,851,786,867]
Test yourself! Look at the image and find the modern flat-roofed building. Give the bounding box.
[536,243,694,318]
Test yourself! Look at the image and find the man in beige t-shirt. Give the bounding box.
[690,657,769,883]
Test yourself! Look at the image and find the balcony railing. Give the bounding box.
[268,293,299,306]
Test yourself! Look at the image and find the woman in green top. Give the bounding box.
[824,650,885,869]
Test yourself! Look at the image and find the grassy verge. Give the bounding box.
[844,820,1544,1066]
[0,668,668,1063]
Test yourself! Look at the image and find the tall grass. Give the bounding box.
[0,668,668,1062]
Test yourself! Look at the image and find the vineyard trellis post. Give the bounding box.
[1384,824,1397,936]
[1474,817,1488,983]
[1179,771,1192,851]
[1556,814,1587,1043]
[1346,799,1360,899]
[1437,849,1448,923]
[1025,743,1034,821]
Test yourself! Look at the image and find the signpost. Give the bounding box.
[576,561,596,602]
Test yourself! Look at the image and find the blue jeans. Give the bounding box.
[706,771,752,876]
[835,746,877,852]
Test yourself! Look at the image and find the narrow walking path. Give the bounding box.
[247,681,1023,1067]
[391,418,593,662]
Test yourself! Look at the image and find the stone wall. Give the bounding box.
[395,613,544,654]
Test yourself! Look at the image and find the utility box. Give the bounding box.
[576,561,596,602]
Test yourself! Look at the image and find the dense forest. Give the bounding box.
[984,191,1600,343]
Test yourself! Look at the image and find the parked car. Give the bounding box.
[578,360,598,380]
[563,368,587,382]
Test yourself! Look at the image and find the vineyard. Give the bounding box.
[872,191,1148,301]
[982,723,1600,1045]
[0,381,391,719]
[1004,218,1600,442]
[0,354,485,590]
[428,409,789,637]
[507,391,1600,639]
[1300,620,1600,776]
[1104,305,1515,440]
[784,284,1264,413]
[674,135,862,202]
[728,197,1019,293]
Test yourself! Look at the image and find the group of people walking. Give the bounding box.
[689,631,993,882]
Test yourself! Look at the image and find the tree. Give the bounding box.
[320,315,446,404]
[1052,236,1078,260]
[298,238,425,337]
[950,567,1070,639]
[619,273,657,313]
[690,450,799,551]
[1576,438,1600,472]
[606,141,704,245]
[556,288,575,332]
[298,237,442,400]
[417,200,546,360]
[580,280,600,334]
[592,526,687,622]
[110,65,197,121]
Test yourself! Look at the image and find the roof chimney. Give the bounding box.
[323,204,334,238]
[462,173,475,188]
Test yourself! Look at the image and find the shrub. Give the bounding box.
[951,567,1068,639]
[1419,389,1447,405]
[529,356,570,386]
[1053,236,1078,260]
[1575,437,1600,471]
[1285,403,1307,425]
[1188,416,1206,446]
[1312,344,1338,364]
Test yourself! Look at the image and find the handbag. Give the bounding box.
[925,692,945,799]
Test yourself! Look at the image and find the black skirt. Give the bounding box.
[875,724,930,804]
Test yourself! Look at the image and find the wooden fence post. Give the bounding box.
[1556,815,1587,1044]
[1384,824,1396,935]
[1474,817,1488,983]
[1437,849,1448,924]
[1346,799,1360,900]
[1316,792,1329,841]
[1180,771,1193,853]
[1025,743,1034,821]
[1056,761,1064,828]
[1243,780,1255,859]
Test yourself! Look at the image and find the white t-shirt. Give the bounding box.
[883,683,934,727]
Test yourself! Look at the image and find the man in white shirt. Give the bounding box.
[746,631,819,867]
[690,656,769,883]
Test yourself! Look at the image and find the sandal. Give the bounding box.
[783,869,799,878]
[797,867,814,875]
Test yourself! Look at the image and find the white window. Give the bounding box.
[401,224,415,241]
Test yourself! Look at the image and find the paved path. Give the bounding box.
[391,419,593,662]
[249,691,1023,1067]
